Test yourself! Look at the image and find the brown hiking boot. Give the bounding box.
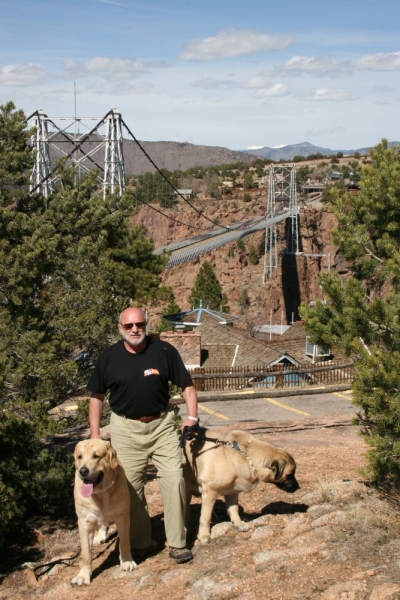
[169,546,194,564]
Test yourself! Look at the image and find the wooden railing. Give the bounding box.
[188,361,354,392]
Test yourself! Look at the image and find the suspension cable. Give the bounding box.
[130,193,206,231]
[121,118,229,231]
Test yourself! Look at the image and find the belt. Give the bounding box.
[116,412,163,423]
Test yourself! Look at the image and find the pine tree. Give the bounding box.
[157,298,182,332]
[0,102,171,545]
[0,104,169,421]
[188,261,230,312]
[0,101,34,206]
[300,139,400,484]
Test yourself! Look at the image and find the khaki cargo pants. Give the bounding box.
[109,408,186,550]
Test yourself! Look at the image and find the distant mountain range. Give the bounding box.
[123,140,399,172]
[46,134,399,176]
[240,141,400,161]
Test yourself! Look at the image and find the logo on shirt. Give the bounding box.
[144,368,160,377]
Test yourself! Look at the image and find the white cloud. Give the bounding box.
[245,75,272,89]
[179,28,294,61]
[306,126,346,138]
[191,77,238,89]
[279,54,352,76]
[0,63,48,86]
[108,82,155,95]
[251,83,290,98]
[356,51,400,71]
[301,87,358,102]
[62,57,172,80]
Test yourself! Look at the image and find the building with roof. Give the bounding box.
[160,306,343,389]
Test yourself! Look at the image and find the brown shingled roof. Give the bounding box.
[196,320,283,367]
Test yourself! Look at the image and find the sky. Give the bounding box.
[1,0,399,151]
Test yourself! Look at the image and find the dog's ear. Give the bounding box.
[270,458,286,481]
[74,442,83,467]
[105,442,119,469]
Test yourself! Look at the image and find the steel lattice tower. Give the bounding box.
[286,164,300,254]
[28,108,126,198]
[30,109,54,198]
[263,164,299,281]
[103,109,125,197]
[262,164,278,282]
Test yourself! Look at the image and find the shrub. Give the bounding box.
[0,411,74,548]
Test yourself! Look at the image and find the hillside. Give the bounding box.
[123,140,255,175]
[3,416,400,600]
[46,135,256,176]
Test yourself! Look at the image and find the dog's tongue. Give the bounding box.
[81,482,94,497]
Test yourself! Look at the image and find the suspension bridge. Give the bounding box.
[27,108,301,280]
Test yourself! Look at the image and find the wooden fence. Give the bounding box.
[188,361,354,392]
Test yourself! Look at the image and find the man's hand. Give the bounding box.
[181,417,199,432]
[179,423,199,447]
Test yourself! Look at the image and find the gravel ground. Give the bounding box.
[1,416,400,600]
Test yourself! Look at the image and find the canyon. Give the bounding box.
[130,190,342,331]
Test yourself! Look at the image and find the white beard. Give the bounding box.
[120,329,146,350]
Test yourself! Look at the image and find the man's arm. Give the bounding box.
[89,393,105,438]
[181,383,199,431]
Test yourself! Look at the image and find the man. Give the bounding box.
[87,307,199,564]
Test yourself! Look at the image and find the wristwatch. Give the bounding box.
[187,416,200,423]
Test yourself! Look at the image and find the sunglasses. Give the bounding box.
[119,321,147,331]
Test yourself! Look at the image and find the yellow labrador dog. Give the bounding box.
[71,439,137,585]
[183,427,299,544]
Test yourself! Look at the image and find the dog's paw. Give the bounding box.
[71,573,91,586]
[93,525,109,545]
[197,535,211,545]
[120,559,137,571]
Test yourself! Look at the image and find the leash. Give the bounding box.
[180,427,248,459]
[180,427,257,479]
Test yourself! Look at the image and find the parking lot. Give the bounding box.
[178,389,356,428]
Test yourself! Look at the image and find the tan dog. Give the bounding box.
[183,427,299,544]
[71,439,137,585]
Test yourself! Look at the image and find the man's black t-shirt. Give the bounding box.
[87,337,193,418]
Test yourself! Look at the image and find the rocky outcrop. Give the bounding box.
[131,194,342,329]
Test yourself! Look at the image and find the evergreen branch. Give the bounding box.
[363,246,384,263]
[359,337,372,356]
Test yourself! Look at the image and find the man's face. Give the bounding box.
[118,310,147,350]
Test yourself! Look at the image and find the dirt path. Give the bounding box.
[2,417,400,600]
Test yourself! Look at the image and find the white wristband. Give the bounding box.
[187,416,199,423]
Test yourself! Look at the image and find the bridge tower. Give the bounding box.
[28,108,126,198]
[103,109,126,197]
[30,109,54,198]
[286,164,300,255]
[263,164,300,281]
[262,165,278,282]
